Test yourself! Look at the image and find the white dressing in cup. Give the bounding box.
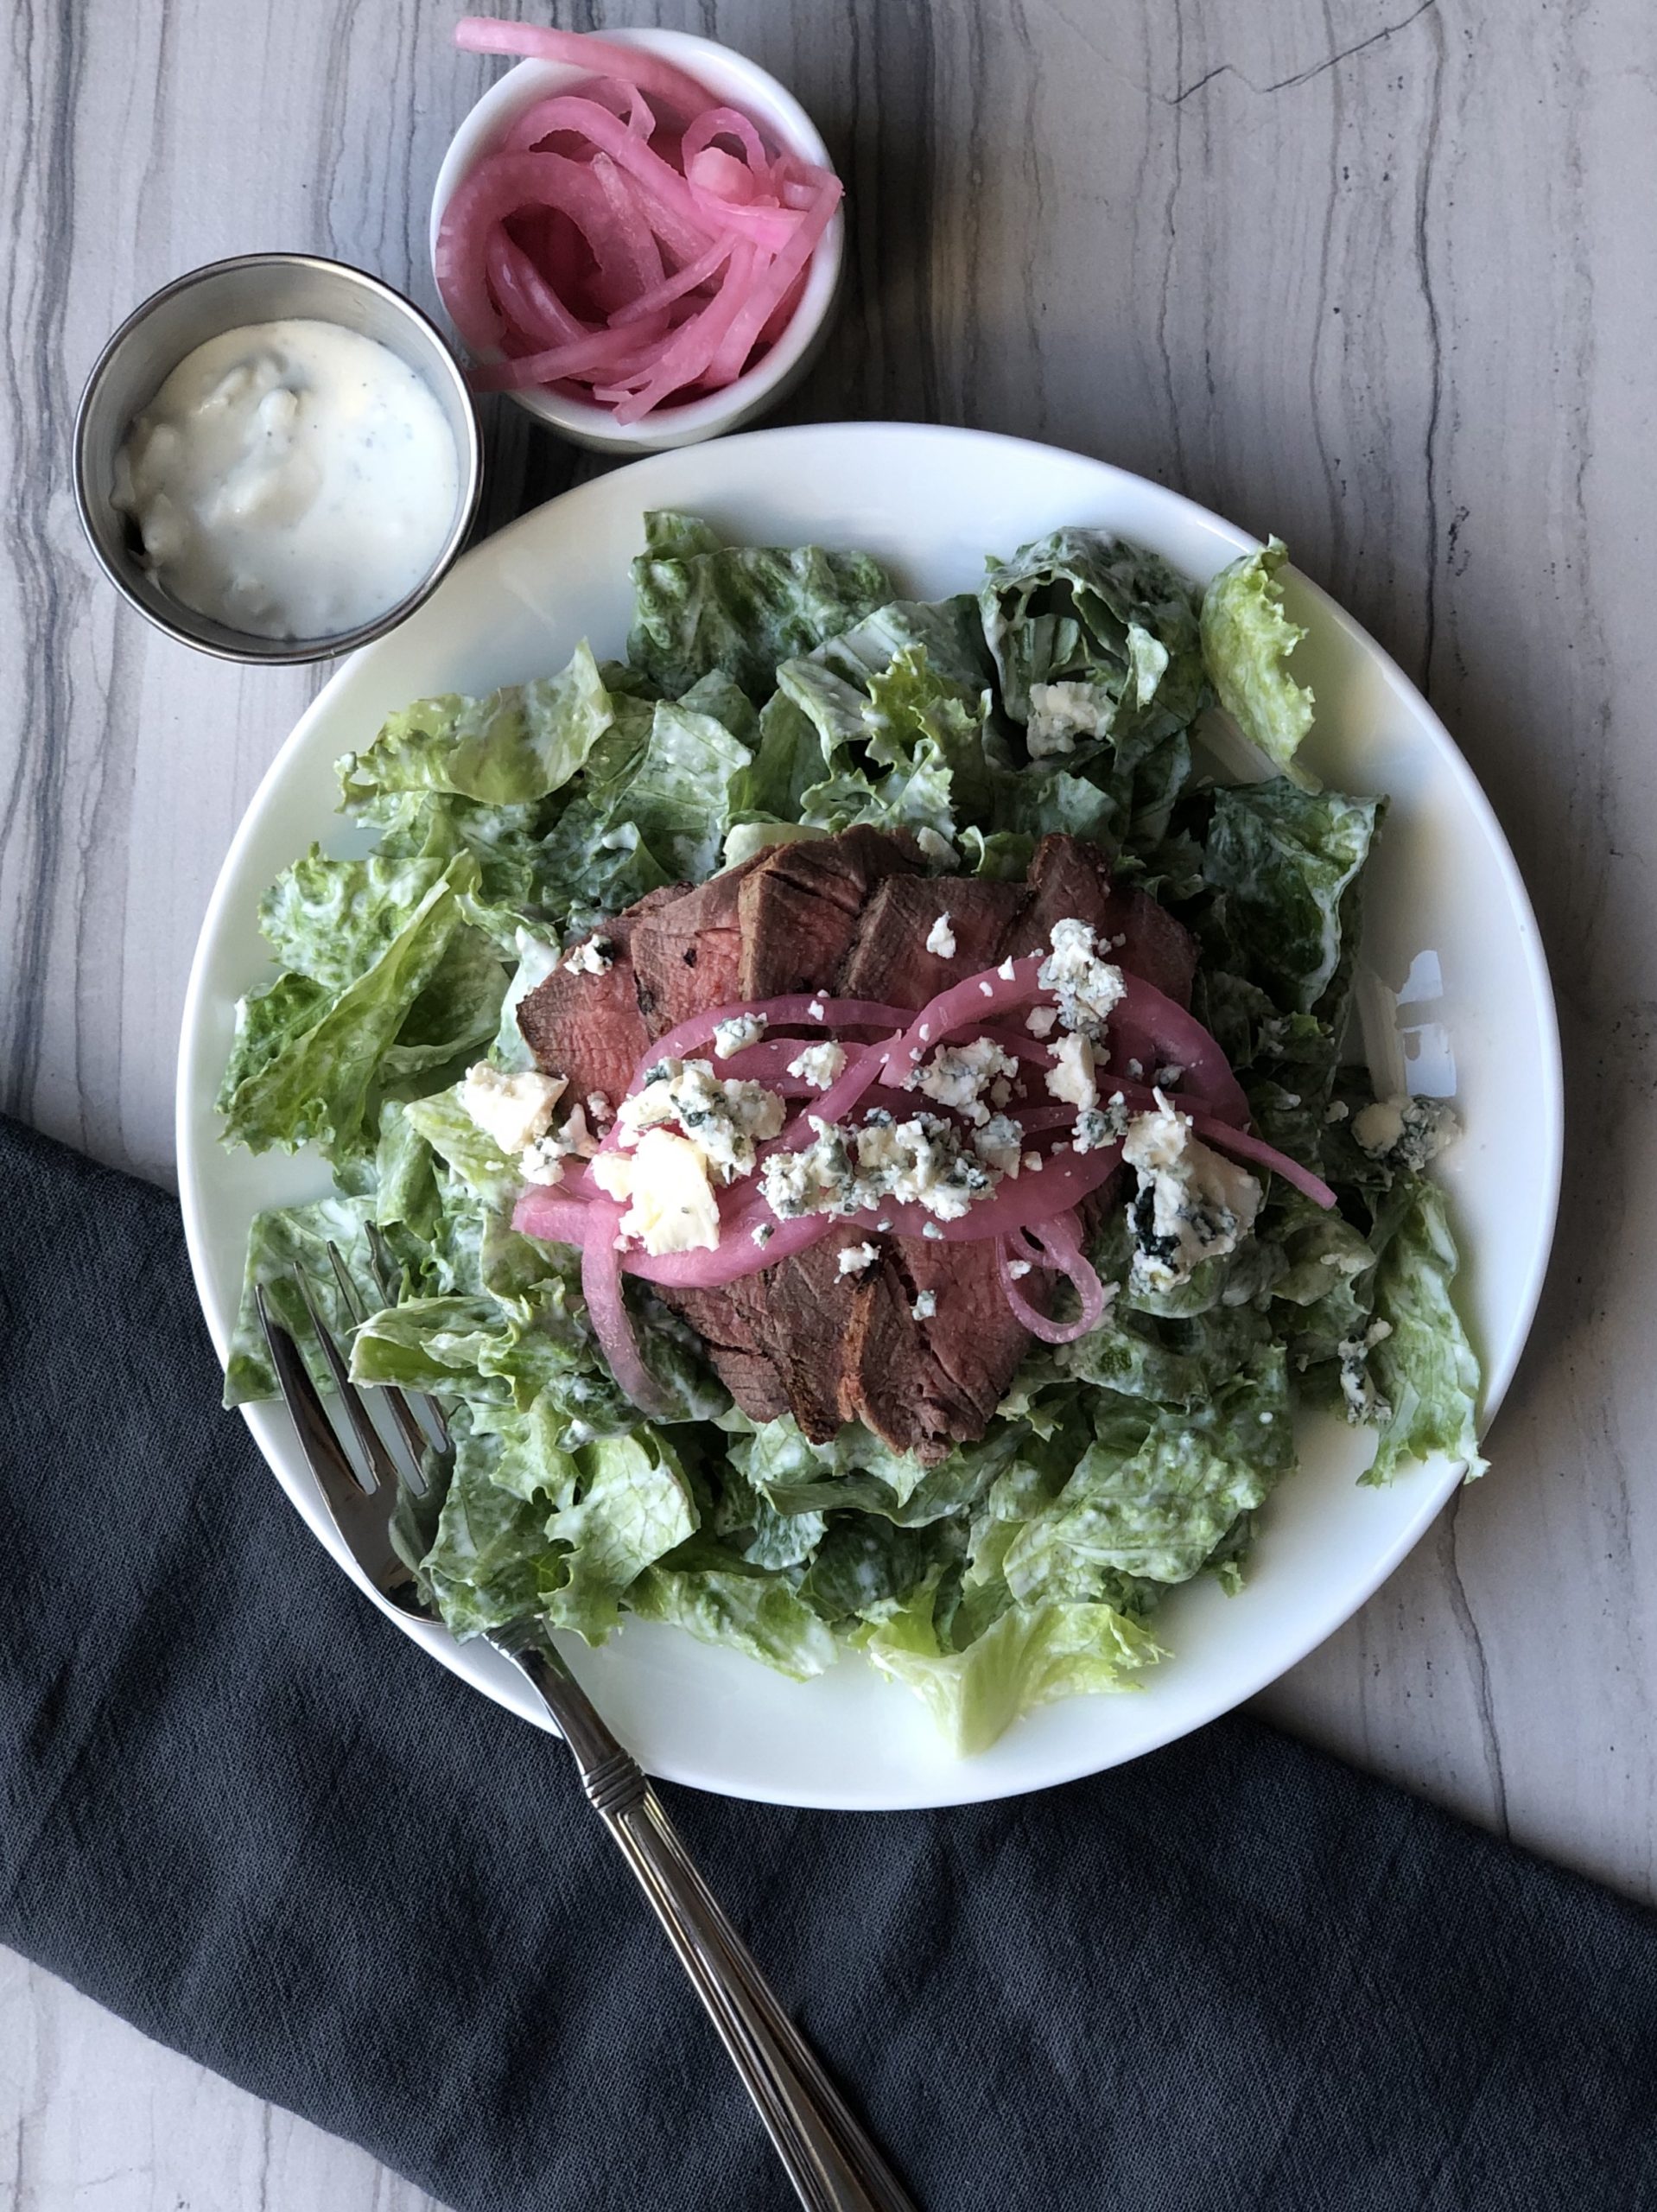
[112,318,461,641]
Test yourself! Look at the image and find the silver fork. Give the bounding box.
[254,1243,918,2212]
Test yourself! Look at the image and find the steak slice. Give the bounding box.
[838,874,1033,1007]
[668,1227,1032,1463]
[663,1228,870,1444]
[736,827,923,999]
[848,1237,1032,1459]
[631,857,763,1037]
[516,884,687,1108]
[1023,833,1197,1007]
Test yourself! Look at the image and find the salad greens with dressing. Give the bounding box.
[217,512,1482,1754]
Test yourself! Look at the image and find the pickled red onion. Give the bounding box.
[454,17,716,118]
[441,21,842,423]
[579,1198,672,1414]
[997,1215,1109,1344]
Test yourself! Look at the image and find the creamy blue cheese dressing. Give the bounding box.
[113,318,459,640]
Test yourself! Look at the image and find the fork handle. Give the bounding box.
[504,1641,918,2212]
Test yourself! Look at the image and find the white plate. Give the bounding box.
[177,423,1562,1810]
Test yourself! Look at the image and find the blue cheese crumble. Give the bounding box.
[1353,1093,1459,1171]
[617,1057,784,1184]
[1037,918,1126,1037]
[712,1011,768,1059]
[519,1099,601,1185]
[973,1113,1024,1177]
[760,1110,998,1224]
[592,1128,720,1256]
[1044,1031,1097,1112]
[924,912,956,959]
[562,935,613,976]
[788,1039,848,1090]
[1338,1317,1394,1423]
[838,1242,879,1277]
[1026,678,1114,758]
[462,1063,566,1157]
[1075,1091,1130,1154]
[909,1035,1019,1125]
[1121,1092,1261,1292]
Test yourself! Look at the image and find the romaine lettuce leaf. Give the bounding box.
[1201,782,1378,1014]
[628,511,892,700]
[338,644,617,807]
[818,594,994,692]
[733,1414,1020,1528]
[1199,537,1315,774]
[1059,1298,1273,1406]
[617,698,752,880]
[223,1192,381,1406]
[979,526,1207,739]
[798,1516,954,1621]
[532,690,752,912]
[625,1536,837,1678]
[422,1414,568,1637]
[371,1101,441,1243]
[544,1430,698,1640]
[219,855,485,1164]
[403,1082,520,1210]
[258,851,448,991]
[1002,1351,1293,1596]
[1365,1177,1486,1484]
[461,1393,582,1505]
[713,1461,827,1572]
[785,645,1119,852]
[859,1572,1165,1755]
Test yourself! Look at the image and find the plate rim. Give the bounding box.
[175,419,1564,1808]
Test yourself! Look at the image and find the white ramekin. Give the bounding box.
[429,29,845,454]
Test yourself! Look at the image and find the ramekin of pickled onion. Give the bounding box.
[429,24,845,453]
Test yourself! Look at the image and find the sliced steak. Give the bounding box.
[516,884,686,1107]
[736,827,923,1000]
[838,874,1032,1007]
[667,1228,1032,1463]
[848,1236,1031,1459]
[1023,833,1197,1007]
[631,857,762,1037]
[663,1228,870,1444]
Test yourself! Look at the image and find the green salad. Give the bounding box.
[219,512,1482,1753]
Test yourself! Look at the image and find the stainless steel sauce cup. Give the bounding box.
[74,253,483,665]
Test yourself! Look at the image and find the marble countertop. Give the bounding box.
[4,0,1653,2202]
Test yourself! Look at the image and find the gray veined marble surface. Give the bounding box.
[3,0,1654,2204]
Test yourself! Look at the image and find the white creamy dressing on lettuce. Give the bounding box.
[114,319,458,639]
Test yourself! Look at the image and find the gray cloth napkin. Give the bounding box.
[3,1112,1654,2210]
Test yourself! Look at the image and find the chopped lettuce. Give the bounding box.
[338,644,617,807]
[218,510,1483,1755]
[1201,781,1379,1014]
[219,854,498,1166]
[1199,538,1315,776]
[224,1192,382,1405]
[420,1415,570,1637]
[543,1431,699,1639]
[979,526,1207,739]
[1365,1178,1486,1484]
[859,1574,1165,1756]
[1001,1354,1292,1597]
[626,1537,838,1678]
[628,510,892,701]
